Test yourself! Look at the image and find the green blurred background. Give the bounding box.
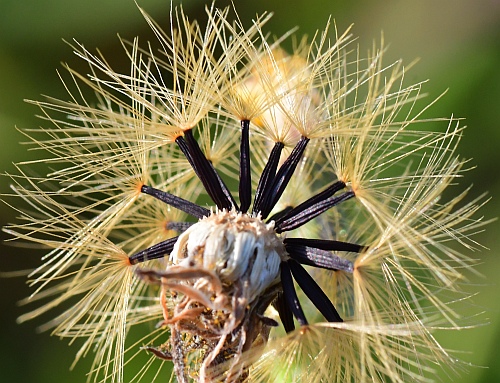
[0,0,499,382]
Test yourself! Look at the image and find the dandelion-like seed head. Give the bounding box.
[2,3,490,383]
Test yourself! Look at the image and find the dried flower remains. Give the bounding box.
[2,3,489,383]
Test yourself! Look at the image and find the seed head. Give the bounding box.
[2,3,489,383]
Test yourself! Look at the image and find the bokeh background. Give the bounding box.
[1,0,499,382]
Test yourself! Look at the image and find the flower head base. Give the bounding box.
[2,3,489,383]
[136,210,284,382]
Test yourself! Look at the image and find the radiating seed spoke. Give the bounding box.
[129,236,179,264]
[253,141,284,214]
[280,261,308,326]
[260,137,310,218]
[141,185,210,219]
[239,120,251,213]
[284,243,355,272]
[176,130,236,211]
[276,191,355,233]
[289,259,343,322]
[273,292,295,333]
